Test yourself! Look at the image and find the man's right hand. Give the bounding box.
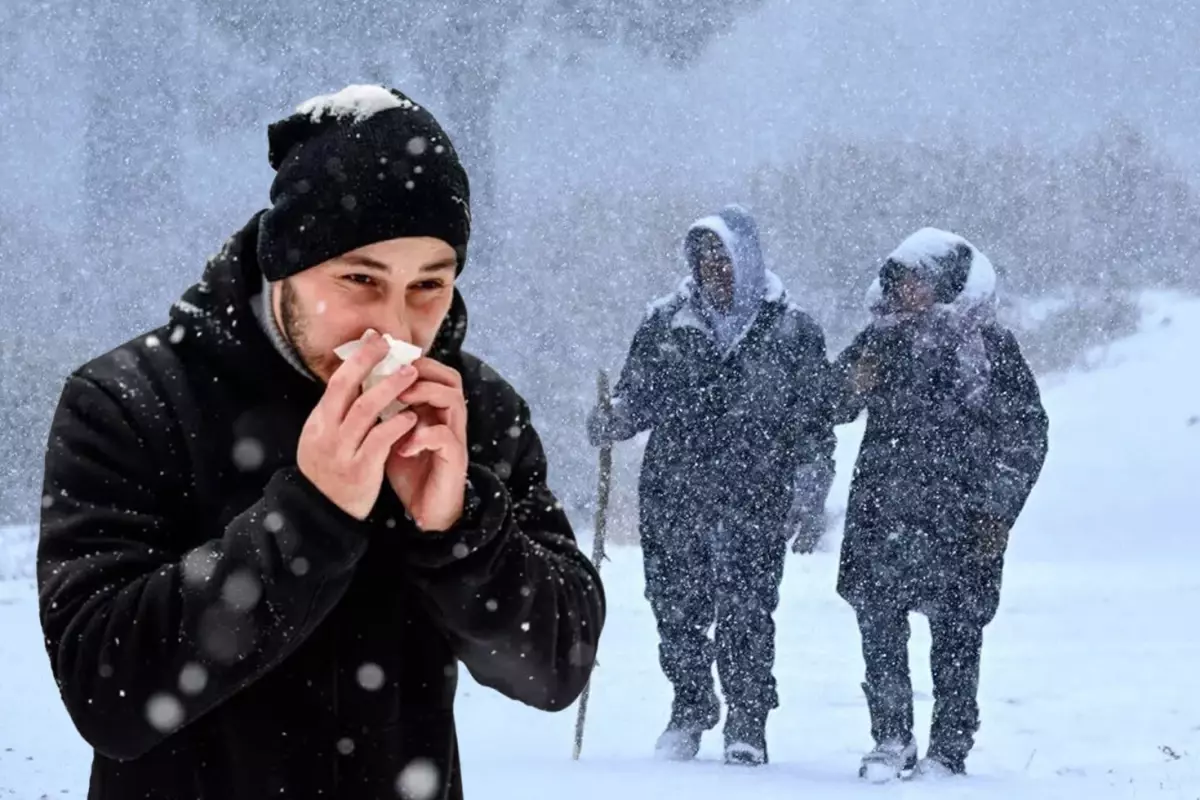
[297,331,421,520]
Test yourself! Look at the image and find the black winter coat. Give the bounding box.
[37,214,605,800]
[610,283,834,535]
[833,319,1048,621]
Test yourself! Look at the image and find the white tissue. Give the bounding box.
[332,329,423,420]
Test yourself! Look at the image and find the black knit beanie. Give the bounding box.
[257,85,471,281]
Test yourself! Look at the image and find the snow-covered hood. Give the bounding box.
[685,204,771,311]
[675,204,784,351]
[865,227,997,317]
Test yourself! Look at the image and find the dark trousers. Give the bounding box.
[641,509,788,728]
[855,604,984,766]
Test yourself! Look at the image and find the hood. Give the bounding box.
[685,203,769,308]
[865,227,997,317]
[680,204,781,351]
[168,212,470,395]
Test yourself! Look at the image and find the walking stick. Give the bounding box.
[573,369,613,761]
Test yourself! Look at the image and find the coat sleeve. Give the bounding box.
[398,399,605,712]
[38,374,374,762]
[979,329,1050,527]
[830,329,873,425]
[789,318,836,469]
[606,312,672,440]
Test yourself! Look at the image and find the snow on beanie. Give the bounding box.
[257,85,471,281]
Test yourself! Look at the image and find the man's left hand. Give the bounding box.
[386,358,469,532]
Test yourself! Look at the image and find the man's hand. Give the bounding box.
[386,357,469,532]
[297,332,421,520]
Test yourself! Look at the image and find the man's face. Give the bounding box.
[274,236,458,382]
[893,272,936,313]
[693,232,734,312]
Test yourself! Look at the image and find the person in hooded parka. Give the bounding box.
[587,204,835,766]
[831,229,1048,781]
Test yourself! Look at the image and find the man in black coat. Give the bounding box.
[588,205,834,766]
[37,84,605,800]
[832,228,1048,781]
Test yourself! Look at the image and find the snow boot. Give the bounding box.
[914,753,966,779]
[654,727,704,761]
[654,690,719,761]
[858,737,918,783]
[722,710,768,766]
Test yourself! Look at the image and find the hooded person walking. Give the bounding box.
[832,228,1048,781]
[587,205,835,765]
[37,84,605,800]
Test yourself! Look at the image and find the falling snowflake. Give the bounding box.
[231,437,265,471]
[181,545,219,586]
[484,599,498,612]
[264,511,285,533]
[356,662,385,691]
[178,663,208,696]
[406,137,428,156]
[336,737,355,755]
[396,759,440,800]
[221,570,262,612]
[146,693,184,732]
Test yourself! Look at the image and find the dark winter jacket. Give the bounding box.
[37,213,605,800]
[602,205,834,536]
[834,229,1048,622]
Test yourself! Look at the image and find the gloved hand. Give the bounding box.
[975,516,1010,560]
[588,403,627,447]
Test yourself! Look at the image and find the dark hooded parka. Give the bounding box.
[37,216,605,798]
[591,204,834,734]
[833,228,1048,618]
[831,228,1047,768]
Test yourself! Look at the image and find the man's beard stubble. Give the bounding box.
[279,278,337,381]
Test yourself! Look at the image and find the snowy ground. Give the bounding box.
[3,291,1199,798]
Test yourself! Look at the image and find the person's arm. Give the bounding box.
[400,399,605,712]
[784,318,837,552]
[590,312,671,444]
[979,329,1050,528]
[38,374,376,761]
[829,329,876,425]
[791,318,837,468]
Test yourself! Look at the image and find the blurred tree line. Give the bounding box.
[3,0,1199,528]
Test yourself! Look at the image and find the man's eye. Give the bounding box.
[342,274,375,286]
[412,280,445,291]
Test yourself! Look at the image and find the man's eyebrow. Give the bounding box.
[420,258,458,274]
[341,253,391,272]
